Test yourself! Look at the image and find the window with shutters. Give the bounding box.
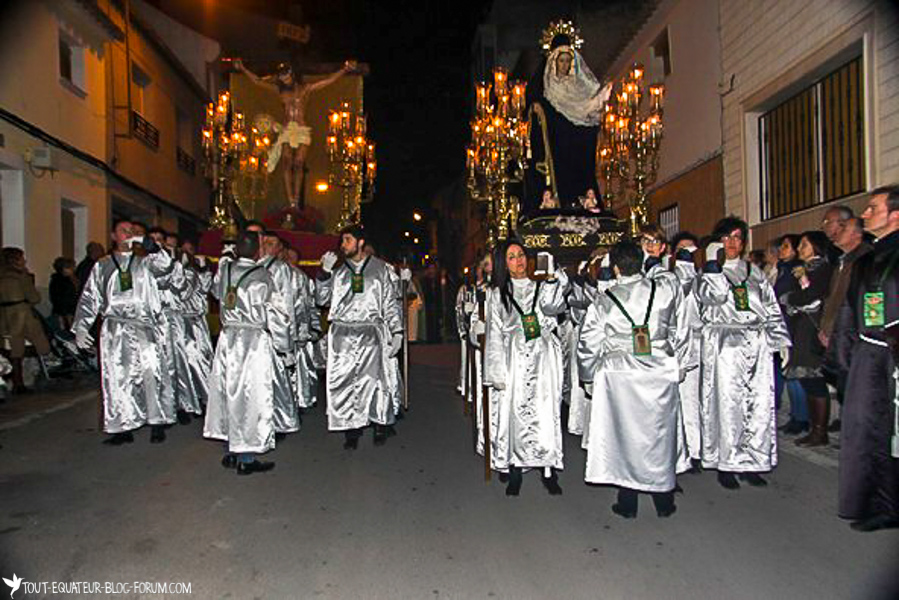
[759,56,865,221]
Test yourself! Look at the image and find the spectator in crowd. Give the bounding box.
[775,234,810,434]
[820,205,853,264]
[540,189,560,210]
[819,217,872,432]
[75,242,105,294]
[779,231,834,447]
[49,257,79,331]
[0,247,51,393]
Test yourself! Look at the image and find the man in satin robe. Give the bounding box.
[179,241,214,411]
[73,219,175,445]
[316,225,404,449]
[205,230,290,475]
[578,240,688,518]
[283,243,319,410]
[247,224,299,438]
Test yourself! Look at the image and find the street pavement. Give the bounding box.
[0,344,897,600]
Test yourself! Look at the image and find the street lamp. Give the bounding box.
[413,211,422,222]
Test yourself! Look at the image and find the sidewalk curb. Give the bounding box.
[0,389,98,432]
[780,440,839,470]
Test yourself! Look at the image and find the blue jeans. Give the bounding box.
[786,379,809,423]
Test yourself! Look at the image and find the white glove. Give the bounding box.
[222,243,236,256]
[472,320,486,337]
[578,260,588,274]
[75,329,93,351]
[320,251,338,273]
[681,245,697,254]
[389,332,403,357]
[493,381,506,391]
[399,267,412,282]
[581,381,593,398]
[196,256,206,268]
[126,235,144,249]
[280,352,297,368]
[780,346,791,369]
[600,254,611,269]
[705,242,724,262]
[463,301,476,313]
[180,253,190,266]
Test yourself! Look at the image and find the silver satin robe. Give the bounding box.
[73,250,175,433]
[180,266,214,408]
[455,284,474,397]
[669,259,703,462]
[485,273,569,472]
[155,256,190,414]
[261,257,299,433]
[204,257,291,454]
[564,277,594,437]
[316,256,403,431]
[291,266,319,409]
[696,259,791,473]
[577,273,689,492]
[467,284,490,456]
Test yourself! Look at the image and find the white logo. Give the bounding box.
[2,574,22,599]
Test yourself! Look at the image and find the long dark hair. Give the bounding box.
[493,238,531,312]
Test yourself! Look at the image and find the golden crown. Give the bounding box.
[540,20,584,55]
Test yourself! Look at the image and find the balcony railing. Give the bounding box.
[131,110,159,150]
[176,146,196,176]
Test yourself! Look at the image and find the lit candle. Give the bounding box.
[494,68,508,95]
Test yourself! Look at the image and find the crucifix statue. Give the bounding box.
[234,59,356,208]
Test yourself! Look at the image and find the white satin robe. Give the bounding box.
[261,257,299,433]
[484,273,569,472]
[577,273,689,492]
[696,259,791,473]
[73,250,175,433]
[180,266,214,409]
[467,284,490,455]
[316,257,403,431]
[156,256,192,414]
[204,257,290,454]
[291,266,319,409]
[563,277,595,437]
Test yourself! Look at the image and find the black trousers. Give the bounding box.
[617,487,674,513]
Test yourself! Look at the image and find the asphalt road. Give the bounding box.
[1,344,897,600]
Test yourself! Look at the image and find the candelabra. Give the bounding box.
[327,102,376,232]
[202,91,272,237]
[597,63,664,235]
[466,68,528,248]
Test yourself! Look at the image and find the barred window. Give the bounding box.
[659,204,679,241]
[759,57,865,220]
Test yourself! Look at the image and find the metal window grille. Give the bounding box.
[659,204,679,240]
[176,146,196,176]
[132,110,159,150]
[759,56,864,221]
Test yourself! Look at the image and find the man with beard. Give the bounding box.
[316,225,403,449]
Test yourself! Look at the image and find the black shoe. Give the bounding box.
[221,454,237,469]
[176,410,191,425]
[505,468,522,496]
[611,503,637,519]
[542,471,563,496]
[373,425,387,446]
[718,472,740,489]
[689,459,703,474]
[343,436,359,450]
[150,426,166,444]
[827,418,841,433]
[498,472,509,484]
[12,385,33,395]
[386,425,397,437]
[739,473,768,487]
[275,432,287,442]
[849,515,899,532]
[237,460,275,475]
[779,419,809,435]
[102,431,134,446]
[656,504,677,518]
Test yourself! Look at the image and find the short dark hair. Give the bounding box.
[712,216,749,246]
[53,256,74,273]
[1,247,24,267]
[871,184,899,213]
[148,226,167,237]
[639,224,667,244]
[245,220,266,231]
[340,224,365,243]
[130,221,149,235]
[609,240,643,276]
[670,231,699,248]
[778,233,801,254]
[111,218,131,232]
[800,230,830,258]
[236,230,260,259]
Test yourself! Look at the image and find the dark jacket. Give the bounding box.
[50,272,78,316]
[781,256,833,375]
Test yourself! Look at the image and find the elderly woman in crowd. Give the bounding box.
[0,247,51,393]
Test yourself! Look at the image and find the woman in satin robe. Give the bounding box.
[484,240,568,496]
[204,231,291,475]
[578,240,689,518]
[315,225,404,449]
[73,219,174,445]
[697,217,791,489]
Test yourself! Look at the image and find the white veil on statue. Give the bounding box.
[543,46,612,127]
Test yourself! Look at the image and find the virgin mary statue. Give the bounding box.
[525,21,612,213]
